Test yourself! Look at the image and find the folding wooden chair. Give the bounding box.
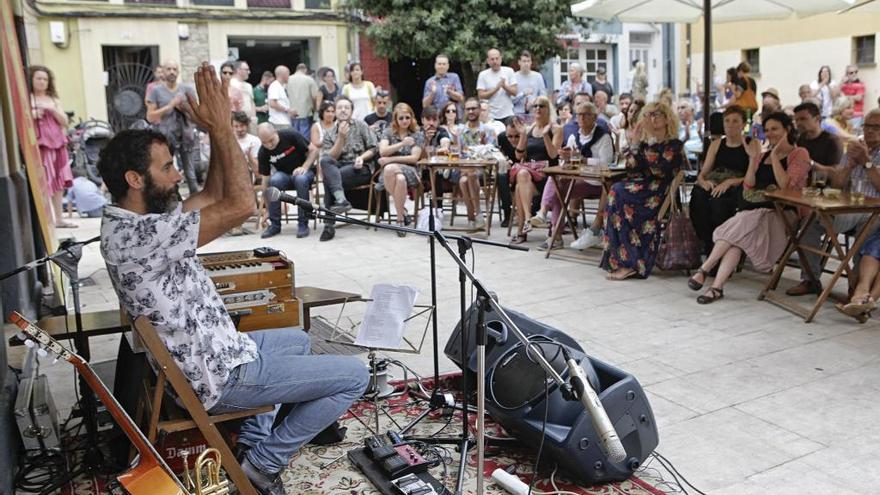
[133,317,272,495]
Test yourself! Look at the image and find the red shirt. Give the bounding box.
[840,80,866,117]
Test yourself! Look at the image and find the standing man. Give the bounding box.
[230,60,256,128]
[287,63,319,137]
[422,54,464,114]
[319,97,377,242]
[145,60,201,194]
[840,64,866,130]
[257,123,318,239]
[590,67,614,98]
[268,65,295,130]
[254,70,274,125]
[364,91,393,137]
[477,48,517,122]
[556,63,592,109]
[98,64,368,495]
[512,50,547,120]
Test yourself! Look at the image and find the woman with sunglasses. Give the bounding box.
[602,101,684,281]
[510,95,562,244]
[687,111,810,303]
[440,101,465,147]
[220,62,244,112]
[378,103,423,235]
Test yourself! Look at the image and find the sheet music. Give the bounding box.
[355,284,420,349]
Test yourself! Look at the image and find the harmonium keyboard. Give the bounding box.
[198,248,302,331]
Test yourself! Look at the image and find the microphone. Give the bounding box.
[563,348,627,463]
[264,187,316,213]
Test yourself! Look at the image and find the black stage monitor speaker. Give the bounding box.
[445,303,659,484]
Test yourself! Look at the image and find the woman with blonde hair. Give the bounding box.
[602,101,684,280]
[825,96,857,140]
[509,95,562,244]
[378,103,423,235]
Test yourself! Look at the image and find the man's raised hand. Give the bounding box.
[183,63,231,134]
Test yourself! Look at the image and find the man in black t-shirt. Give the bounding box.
[495,117,524,227]
[364,92,393,138]
[257,123,318,239]
[794,102,843,169]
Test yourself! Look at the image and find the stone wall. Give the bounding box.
[179,22,209,83]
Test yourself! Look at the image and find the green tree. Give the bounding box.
[341,0,588,92]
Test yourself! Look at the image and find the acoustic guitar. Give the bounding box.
[10,311,186,495]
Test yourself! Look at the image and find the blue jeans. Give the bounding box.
[209,328,368,473]
[292,117,312,137]
[267,169,315,227]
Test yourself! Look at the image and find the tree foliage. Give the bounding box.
[341,0,587,67]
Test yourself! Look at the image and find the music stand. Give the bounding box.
[324,296,434,435]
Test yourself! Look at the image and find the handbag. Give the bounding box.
[656,201,702,272]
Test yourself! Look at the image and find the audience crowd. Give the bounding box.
[38,50,880,322]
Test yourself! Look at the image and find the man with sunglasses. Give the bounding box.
[565,102,613,250]
[840,64,866,130]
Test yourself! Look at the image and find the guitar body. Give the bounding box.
[118,457,184,495]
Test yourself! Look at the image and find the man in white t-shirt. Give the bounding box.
[230,111,261,235]
[476,48,517,122]
[230,60,256,126]
[268,65,295,129]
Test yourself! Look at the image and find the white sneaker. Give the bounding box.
[529,213,549,228]
[570,229,603,250]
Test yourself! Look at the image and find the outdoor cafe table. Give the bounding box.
[417,157,497,235]
[543,165,628,259]
[759,189,880,322]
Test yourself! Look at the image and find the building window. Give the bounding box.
[124,0,176,4]
[742,48,760,75]
[192,0,234,5]
[558,45,579,85]
[854,35,876,65]
[247,0,291,7]
[305,0,330,7]
[583,46,609,80]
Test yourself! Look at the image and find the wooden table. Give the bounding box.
[759,189,880,322]
[417,158,497,235]
[543,166,628,259]
[295,286,361,330]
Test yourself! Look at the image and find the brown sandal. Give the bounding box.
[688,268,708,291]
[606,269,638,281]
[510,233,528,245]
[697,287,724,304]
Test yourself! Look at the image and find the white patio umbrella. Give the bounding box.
[839,0,880,12]
[570,0,856,131]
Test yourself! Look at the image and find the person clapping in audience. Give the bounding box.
[688,112,810,303]
[602,102,684,280]
[377,103,423,235]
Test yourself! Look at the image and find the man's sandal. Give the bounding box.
[697,287,724,304]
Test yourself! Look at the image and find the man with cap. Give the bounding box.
[751,87,781,141]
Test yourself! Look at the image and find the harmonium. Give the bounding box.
[197,247,302,331]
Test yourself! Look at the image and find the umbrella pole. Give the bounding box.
[703,0,712,136]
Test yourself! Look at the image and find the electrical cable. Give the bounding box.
[527,364,550,495]
[653,451,707,495]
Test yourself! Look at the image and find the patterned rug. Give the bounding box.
[281,373,667,495]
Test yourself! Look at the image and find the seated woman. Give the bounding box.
[602,101,684,281]
[690,105,751,255]
[510,95,562,244]
[688,111,810,303]
[824,96,858,141]
[838,230,880,319]
[378,103,423,236]
[616,98,646,165]
[538,102,614,251]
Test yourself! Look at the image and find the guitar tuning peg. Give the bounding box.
[52,358,60,365]
[23,339,35,348]
[37,348,48,358]
[15,332,26,341]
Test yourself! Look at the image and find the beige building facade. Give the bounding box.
[22,0,354,125]
[683,11,879,110]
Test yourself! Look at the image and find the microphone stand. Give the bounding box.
[2,235,107,484]
[306,204,574,494]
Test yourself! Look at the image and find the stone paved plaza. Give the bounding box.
[19,211,880,494]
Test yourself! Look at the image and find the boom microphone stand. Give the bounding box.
[2,235,107,487]
[284,192,581,493]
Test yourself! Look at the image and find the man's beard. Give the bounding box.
[143,172,181,214]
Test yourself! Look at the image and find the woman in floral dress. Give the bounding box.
[602,101,684,280]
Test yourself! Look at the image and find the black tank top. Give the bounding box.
[715,137,750,175]
[525,125,558,165]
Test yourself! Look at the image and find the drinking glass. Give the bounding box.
[811,170,828,189]
[851,178,867,204]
